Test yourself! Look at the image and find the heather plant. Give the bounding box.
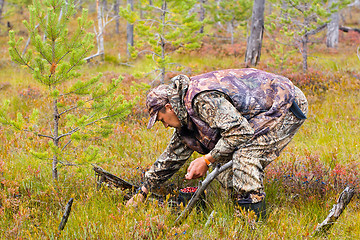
[120,0,203,84]
[1,3,360,238]
[265,154,360,200]
[3,0,138,180]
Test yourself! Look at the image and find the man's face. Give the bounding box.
[156,103,181,129]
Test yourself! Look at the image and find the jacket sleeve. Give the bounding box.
[192,91,255,161]
[143,130,194,191]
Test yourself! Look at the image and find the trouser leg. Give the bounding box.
[217,86,308,195]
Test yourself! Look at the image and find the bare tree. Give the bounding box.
[199,0,206,34]
[327,0,340,48]
[245,0,265,67]
[85,1,119,61]
[102,0,108,12]
[0,0,5,24]
[126,0,134,57]
[96,0,105,60]
[115,0,120,34]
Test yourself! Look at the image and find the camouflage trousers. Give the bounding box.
[216,87,308,195]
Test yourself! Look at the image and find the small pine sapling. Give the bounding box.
[267,0,350,72]
[5,0,139,180]
[120,0,203,84]
[206,0,252,45]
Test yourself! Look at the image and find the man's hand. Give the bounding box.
[185,156,211,180]
[125,186,148,207]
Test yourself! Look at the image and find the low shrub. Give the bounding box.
[266,153,360,200]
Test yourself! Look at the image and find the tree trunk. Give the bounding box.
[102,0,108,12]
[245,0,265,67]
[199,0,206,34]
[96,0,105,60]
[326,0,339,48]
[52,99,60,180]
[229,21,234,45]
[126,0,134,57]
[159,0,167,84]
[0,0,5,24]
[301,35,308,72]
[115,0,120,34]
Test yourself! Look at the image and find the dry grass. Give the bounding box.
[1,3,360,239]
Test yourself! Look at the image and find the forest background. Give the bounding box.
[0,0,360,239]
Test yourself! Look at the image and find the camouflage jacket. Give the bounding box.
[144,69,296,191]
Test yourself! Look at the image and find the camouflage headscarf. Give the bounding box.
[168,74,189,125]
[146,74,190,129]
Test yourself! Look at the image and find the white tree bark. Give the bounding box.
[326,0,339,48]
[96,0,105,59]
[87,1,119,61]
[245,0,265,67]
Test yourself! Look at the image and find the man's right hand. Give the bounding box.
[125,186,148,207]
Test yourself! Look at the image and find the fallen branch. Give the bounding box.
[313,187,355,236]
[84,52,105,62]
[93,164,138,190]
[339,26,360,34]
[92,164,162,200]
[205,210,217,227]
[58,198,74,231]
[174,160,233,225]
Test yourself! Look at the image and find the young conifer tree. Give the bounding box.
[206,0,252,45]
[267,0,349,71]
[5,0,138,180]
[120,0,203,84]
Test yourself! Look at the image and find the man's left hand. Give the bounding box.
[185,156,209,180]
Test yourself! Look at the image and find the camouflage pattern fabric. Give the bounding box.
[143,69,308,196]
[215,86,307,195]
[183,68,296,153]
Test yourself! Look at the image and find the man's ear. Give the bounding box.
[164,103,173,111]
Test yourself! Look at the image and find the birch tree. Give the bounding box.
[245,0,265,66]
[5,0,138,180]
[85,0,119,61]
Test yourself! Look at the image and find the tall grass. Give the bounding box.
[1,12,360,240]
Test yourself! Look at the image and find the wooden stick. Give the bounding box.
[174,161,233,225]
[313,187,355,236]
[339,26,360,34]
[59,198,74,231]
[205,210,217,227]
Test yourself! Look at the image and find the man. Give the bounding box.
[126,68,307,215]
